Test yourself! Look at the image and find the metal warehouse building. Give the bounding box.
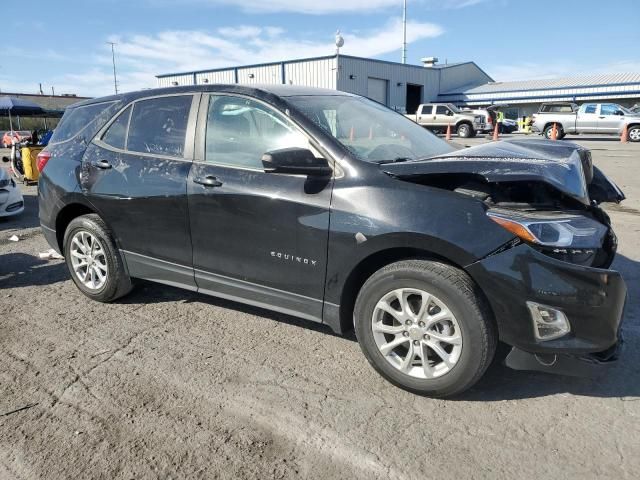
[156,55,493,114]
[438,73,640,120]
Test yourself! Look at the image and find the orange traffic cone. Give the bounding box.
[621,123,628,143]
[492,123,499,141]
[445,123,452,141]
[551,123,558,140]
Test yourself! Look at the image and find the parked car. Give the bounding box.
[532,102,640,141]
[0,164,24,216]
[38,85,627,397]
[406,103,485,137]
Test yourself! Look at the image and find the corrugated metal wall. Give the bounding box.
[285,58,336,89]
[157,74,194,88]
[196,70,235,85]
[336,57,441,111]
[237,64,283,84]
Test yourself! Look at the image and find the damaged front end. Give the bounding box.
[382,138,627,377]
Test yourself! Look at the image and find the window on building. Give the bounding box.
[127,96,192,157]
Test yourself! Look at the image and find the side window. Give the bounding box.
[599,104,619,116]
[420,105,432,115]
[205,95,309,169]
[127,96,192,157]
[435,105,450,115]
[101,106,132,150]
[49,101,116,144]
[584,104,597,114]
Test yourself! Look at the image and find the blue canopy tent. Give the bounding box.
[0,96,46,131]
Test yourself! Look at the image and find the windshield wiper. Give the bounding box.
[376,157,412,164]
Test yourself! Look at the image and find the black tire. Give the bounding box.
[63,214,132,302]
[456,123,473,138]
[354,260,496,398]
[628,126,640,142]
[543,124,564,140]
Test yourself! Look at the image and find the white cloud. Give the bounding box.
[67,18,441,95]
[187,0,486,14]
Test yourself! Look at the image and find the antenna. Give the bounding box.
[107,42,119,94]
[402,0,407,64]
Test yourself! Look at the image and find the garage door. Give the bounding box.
[367,78,388,105]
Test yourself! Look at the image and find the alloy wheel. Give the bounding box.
[371,288,463,379]
[69,231,108,290]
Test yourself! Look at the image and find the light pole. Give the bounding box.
[107,42,119,94]
[402,0,407,64]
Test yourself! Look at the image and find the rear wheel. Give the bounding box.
[628,126,640,142]
[354,260,496,397]
[457,123,473,138]
[63,214,132,302]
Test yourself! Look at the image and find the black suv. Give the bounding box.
[38,85,627,397]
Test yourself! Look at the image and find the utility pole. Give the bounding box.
[402,0,407,64]
[107,42,119,94]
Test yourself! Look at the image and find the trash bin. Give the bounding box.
[20,146,43,182]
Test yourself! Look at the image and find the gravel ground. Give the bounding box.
[1,137,639,479]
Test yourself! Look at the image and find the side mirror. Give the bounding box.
[615,111,624,116]
[2,156,9,163]
[262,147,332,177]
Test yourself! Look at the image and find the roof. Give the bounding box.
[156,54,491,80]
[69,84,354,108]
[438,72,640,105]
[441,73,640,95]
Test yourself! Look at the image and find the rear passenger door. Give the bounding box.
[417,105,433,125]
[82,94,199,289]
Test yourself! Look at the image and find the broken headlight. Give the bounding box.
[487,209,609,266]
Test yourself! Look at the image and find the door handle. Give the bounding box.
[92,159,112,169]
[194,175,223,187]
[599,116,606,119]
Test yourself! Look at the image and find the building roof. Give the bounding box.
[156,54,491,80]
[441,73,640,95]
[439,72,640,105]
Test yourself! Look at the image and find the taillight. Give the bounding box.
[36,150,51,172]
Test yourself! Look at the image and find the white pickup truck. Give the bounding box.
[532,102,640,141]
[406,103,485,138]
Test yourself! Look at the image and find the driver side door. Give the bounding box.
[187,94,334,322]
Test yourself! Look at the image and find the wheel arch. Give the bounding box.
[55,202,98,251]
[335,246,471,335]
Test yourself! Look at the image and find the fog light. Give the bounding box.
[526,301,570,341]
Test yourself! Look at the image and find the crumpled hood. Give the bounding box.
[382,138,624,205]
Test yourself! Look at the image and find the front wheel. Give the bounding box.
[354,260,496,397]
[628,126,640,142]
[63,214,133,302]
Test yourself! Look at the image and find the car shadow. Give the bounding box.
[0,253,68,288]
[117,279,348,339]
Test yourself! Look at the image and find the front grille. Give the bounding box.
[6,201,23,212]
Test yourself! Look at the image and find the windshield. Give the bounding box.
[618,105,634,115]
[287,95,455,163]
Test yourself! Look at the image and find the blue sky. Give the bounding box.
[1,0,639,97]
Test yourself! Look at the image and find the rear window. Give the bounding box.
[541,104,575,113]
[126,96,192,158]
[49,101,116,144]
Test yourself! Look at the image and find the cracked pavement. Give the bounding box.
[1,137,639,479]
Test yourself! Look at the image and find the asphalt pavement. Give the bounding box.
[1,137,639,479]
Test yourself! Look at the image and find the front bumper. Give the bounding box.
[0,182,25,217]
[467,242,626,365]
